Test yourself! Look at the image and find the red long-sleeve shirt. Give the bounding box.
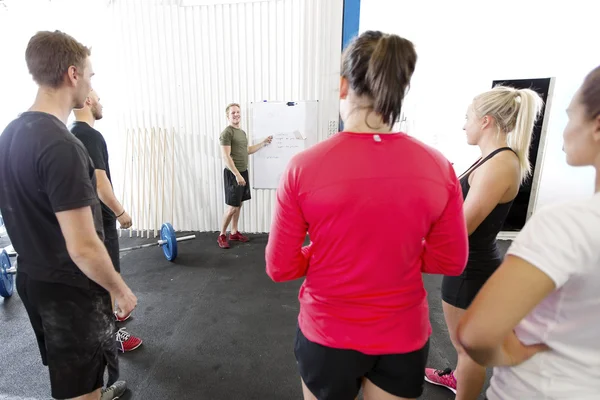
[266,132,468,355]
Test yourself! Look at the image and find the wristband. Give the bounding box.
[116,210,125,218]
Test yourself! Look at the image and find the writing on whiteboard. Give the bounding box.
[258,132,306,160]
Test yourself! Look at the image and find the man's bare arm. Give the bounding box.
[96,170,123,215]
[248,142,266,155]
[95,170,132,229]
[56,206,136,314]
[221,145,241,176]
[248,136,273,155]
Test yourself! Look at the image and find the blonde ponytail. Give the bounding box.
[472,86,544,183]
[509,89,544,182]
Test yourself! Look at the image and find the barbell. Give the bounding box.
[120,222,196,261]
[0,222,195,298]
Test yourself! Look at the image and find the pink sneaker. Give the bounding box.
[424,367,457,394]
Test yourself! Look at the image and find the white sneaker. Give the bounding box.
[101,380,127,399]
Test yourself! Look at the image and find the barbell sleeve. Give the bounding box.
[171,234,196,243]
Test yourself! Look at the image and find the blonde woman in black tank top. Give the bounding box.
[425,86,544,400]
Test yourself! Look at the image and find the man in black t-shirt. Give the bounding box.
[0,31,136,400]
[72,88,143,353]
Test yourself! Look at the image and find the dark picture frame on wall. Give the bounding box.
[492,77,556,234]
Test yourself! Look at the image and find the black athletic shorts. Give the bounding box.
[16,272,119,399]
[224,168,251,207]
[103,219,120,273]
[442,261,500,309]
[294,326,429,399]
[441,274,488,309]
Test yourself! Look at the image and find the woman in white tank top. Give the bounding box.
[456,65,600,400]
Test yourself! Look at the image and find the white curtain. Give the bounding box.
[0,0,344,235]
[106,0,344,235]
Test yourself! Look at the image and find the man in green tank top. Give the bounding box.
[218,103,272,249]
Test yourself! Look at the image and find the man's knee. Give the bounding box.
[226,205,240,217]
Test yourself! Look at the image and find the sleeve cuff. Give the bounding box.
[507,242,567,288]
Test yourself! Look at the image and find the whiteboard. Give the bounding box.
[251,101,319,189]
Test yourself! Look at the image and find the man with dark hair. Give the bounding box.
[218,103,272,249]
[72,88,143,353]
[0,30,134,400]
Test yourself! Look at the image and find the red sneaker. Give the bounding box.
[115,310,131,323]
[116,328,143,353]
[229,231,249,242]
[217,234,230,249]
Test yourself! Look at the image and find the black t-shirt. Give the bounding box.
[70,121,116,225]
[0,112,104,289]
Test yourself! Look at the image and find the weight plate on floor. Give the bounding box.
[161,222,177,261]
[0,249,14,298]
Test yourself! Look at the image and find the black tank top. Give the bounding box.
[460,147,517,275]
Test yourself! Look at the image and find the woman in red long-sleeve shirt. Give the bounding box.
[265,30,469,400]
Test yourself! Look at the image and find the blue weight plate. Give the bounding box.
[161,222,177,262]
[0,249,14,298]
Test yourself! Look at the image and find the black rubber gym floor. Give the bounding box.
[0,232,509,399]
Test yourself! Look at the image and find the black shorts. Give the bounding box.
[224,168,251,207]
[103,219,120,273]
[441,260,500,309]
[294,326,429,399]
[16,272,118,399]
[441,274,487,309]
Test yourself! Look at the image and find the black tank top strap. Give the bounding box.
[459,147,516,180]
[479,147,516,165]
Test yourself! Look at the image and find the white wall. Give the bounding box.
[361,0,599,212]
[0,0,344,234]
[0,0,114,131]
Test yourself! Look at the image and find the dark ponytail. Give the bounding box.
[341,31,417,127]
[367,35,417,126]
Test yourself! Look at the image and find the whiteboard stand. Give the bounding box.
[249,101,319,189]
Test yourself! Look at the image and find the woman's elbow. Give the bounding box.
[446,258,467,276]
[265,258,289,282]
[457,316,479,346]
[266,267,285,282]
[266,262,304,282]
[457,318,493,360]
[266,269,297,283]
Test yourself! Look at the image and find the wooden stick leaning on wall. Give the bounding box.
[129,128,134,237]
[140,128,144,238]
[171,127,175,228]
[120,129,129,238]
[160,128,166,237]
[143,128,149,238]
[153,128,159,238]
[148,128,152,238]
[148,128,155,238]
[148,128,152,237]
[136,128,141,237]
